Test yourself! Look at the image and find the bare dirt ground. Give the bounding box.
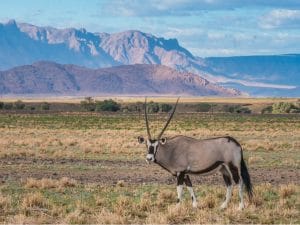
[0,156,298,186]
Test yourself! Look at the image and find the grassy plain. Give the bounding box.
[0,98,299,223]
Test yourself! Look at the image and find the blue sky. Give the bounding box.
[1,0,300,57]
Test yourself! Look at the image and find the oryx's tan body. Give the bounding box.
[155,135,242,176]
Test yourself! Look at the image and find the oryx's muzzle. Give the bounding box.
[146,154,155,162]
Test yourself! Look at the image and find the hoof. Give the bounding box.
[238,203,245,210]
[220,202,228,209]
[192,202,198,208]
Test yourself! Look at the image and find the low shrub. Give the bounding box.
[196,103,211,112]
[160,103,173,112]
[222,104,251,114]
[261,106,272,114]
[272,102,299,113]
[14,100,25,110]
[40,102,50,110]
[95,99,120,112]
[3,103,13,110]
[80,97,96,111]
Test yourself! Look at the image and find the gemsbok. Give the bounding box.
[138,98,253,210]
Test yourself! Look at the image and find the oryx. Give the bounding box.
[138,98,253,210]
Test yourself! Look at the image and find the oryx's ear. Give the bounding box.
[138,136,145,144]
[160,137,167,145]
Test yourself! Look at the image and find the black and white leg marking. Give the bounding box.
[184,175,197,208]
[220,165,233,209]
[176,172,185,204]
[238,177,245,210]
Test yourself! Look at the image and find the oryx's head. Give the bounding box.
[138,97,179,162]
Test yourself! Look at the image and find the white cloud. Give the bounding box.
[100,1,300,17]
[219,78,297,89]
[260,9,300,29]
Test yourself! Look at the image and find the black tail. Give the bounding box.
[240,153,253,201]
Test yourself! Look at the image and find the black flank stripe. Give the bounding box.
[187,161,223,175]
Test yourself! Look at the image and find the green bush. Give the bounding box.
[124,102,144,112]
[147,101,160,113]
[196,103,211,112]
[160,103,172,112]
[80,97,96,111]
[236,107,251,114]
[0,102,3,109]
[3,103,13,110]
[95,99,120,112]
[14,100,25,110]
[290,108,300,113]
[26,105,36,111]
[222,104,234,113]
[261,106,272,114]
[222,104,251,114]
[40,102,50,110]
[272,102,297,113]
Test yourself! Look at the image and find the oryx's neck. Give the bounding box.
[154,143,176,175]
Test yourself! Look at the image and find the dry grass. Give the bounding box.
[24,177,77,189]
[0,110,299,223]
[21,192,49,209]
[64,209,89,224]
[0,194,11,212]
[94,209,127,224]
[279,184,297,199]
[0,183,299,224]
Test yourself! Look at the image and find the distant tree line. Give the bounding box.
[0,100,25,110]
[261,102,300,114]
[196,103,251,114]
[0,100,50,111]
[80,97,121,112]
[80,98,174,113]
[1,98,300,114]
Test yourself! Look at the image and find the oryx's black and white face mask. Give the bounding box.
[138,136,166,163]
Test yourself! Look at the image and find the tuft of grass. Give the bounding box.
[21,192,50,212]
[94,209,127,224]
[64,209,89,224]
[200,195,216,209]
[25,178,57,189]
[59,177,77,188]
[279,184,297,199]
[0,194,11,212]
[165,203,195,224]
[24,177,77,190]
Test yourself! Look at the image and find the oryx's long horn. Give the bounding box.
[157,97,180,140]
[144,97,151,139]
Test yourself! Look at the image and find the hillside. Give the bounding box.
[0,62,240,96]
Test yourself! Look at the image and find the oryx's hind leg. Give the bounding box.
[229,162,244,210]
[220,165,233,209]
[184,175,197,208]
[238,178,244,210]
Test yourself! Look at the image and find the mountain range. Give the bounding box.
[0,62,240,96]
[0,19,299,97]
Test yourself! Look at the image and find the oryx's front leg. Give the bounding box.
[184,175,197,208]
[176,172,185,204]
